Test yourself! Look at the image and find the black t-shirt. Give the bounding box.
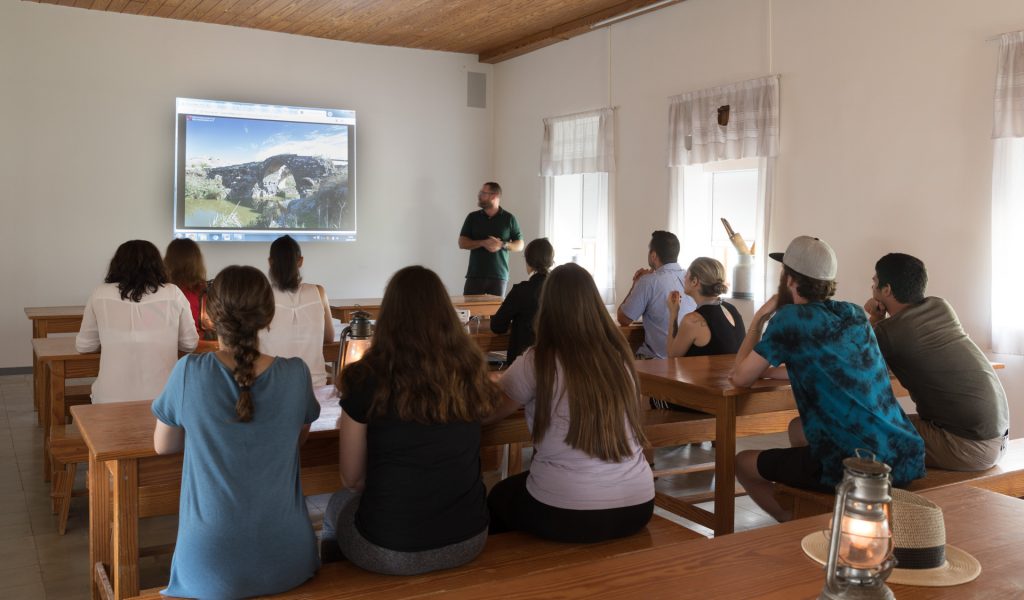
[340,377,489,552]
[489,271,546,363]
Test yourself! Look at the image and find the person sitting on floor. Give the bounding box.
[487,263,655,543]
[489,237,554,365]
[731,236,925,522]
[258,234,335,396]
[153,265,320,599]
[322,266,501,575]
[76,239,198,403]
[865,252,1009,471]
[666,257,746,358]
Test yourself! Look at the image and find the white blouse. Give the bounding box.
[259,283,329,387]
[76,283,199,403]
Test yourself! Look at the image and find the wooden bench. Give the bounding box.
[481,407,797,485]
[775,437,1024,519]
[126,514,701,600]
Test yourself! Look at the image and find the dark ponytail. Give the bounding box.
[206,266,275,422]
[268,235,302,292]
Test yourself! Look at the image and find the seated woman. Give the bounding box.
[76,240,198,403]
[322,266,501,575]
[666,257,745,357]
[152,266,320,599]
[164,237,211,337]
[487,263,654,543]
[489,237,554,364]
[258,235,335,392]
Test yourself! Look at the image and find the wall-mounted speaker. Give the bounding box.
[467,72,486,109]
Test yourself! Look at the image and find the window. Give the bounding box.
[673,157,769,302]
[544,172,613,302]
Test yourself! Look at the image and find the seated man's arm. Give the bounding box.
[731,294,787,386]
[616,268,653,326]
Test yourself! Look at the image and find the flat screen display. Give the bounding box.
[173,98,356,242]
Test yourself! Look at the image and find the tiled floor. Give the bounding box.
[0,373,781,599]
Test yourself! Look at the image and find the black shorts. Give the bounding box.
[756,446,833,493]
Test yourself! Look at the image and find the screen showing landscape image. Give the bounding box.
[174,98,356,242]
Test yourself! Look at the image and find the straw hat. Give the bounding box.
[801,488,981,587]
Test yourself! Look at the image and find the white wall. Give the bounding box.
[0,2,494,368]
[494,0,1024,438]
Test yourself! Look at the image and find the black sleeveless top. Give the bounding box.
[684,301,746,357]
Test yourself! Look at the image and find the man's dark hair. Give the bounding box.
[783,266,837,303]
[484,181,502,197]
[649,231,680,264]
[105,240,168,302]
[524,238,555,274]
[875,253,927,304]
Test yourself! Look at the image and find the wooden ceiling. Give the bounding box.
[29,0,683,63]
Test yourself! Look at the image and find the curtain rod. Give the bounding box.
[987,30,1024,42]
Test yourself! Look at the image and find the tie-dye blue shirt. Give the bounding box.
[755,300,925,486]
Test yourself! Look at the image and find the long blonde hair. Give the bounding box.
[532,263,647,461]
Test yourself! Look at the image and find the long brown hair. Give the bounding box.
[533,263,647,461]
[268,235,302,292]
[341,266,500,423]
[164,238,207,293]
[206,266,275,422]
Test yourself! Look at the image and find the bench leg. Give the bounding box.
[507,443,524,477]
[56,462,77,535]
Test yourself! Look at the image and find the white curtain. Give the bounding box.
[991,33,1024,354]
[668,76,778,305]
[668,75,780,167]
[540,108,615,176]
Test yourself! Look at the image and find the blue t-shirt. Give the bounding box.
[619,263,696,358]
[755,301,925,487]
[152,353,321,599]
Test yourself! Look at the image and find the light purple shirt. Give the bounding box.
[499,349,654,510]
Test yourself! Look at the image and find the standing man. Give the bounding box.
[731,236,924,522]
[458,182,523,296]
[865,253,1009,471]
[617,231,696,359]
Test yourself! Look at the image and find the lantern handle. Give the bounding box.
[823,479,853,595]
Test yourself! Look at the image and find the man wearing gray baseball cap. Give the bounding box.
[729,236,925,522]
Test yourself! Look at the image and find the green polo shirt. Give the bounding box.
[460,207,522,281]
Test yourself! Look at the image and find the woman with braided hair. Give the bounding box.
[153,265,321,599]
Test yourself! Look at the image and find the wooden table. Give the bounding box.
[433,485,1024,599]
[32,337,337,482]
[470,321,645,354]
[330,294,503,321]
[633,356,1007,538]
[634,355,798,537]
[73,394,342,600]
[26,305,85,423]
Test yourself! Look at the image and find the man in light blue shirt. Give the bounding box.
[617,231,696,359]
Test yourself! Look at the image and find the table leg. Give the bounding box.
[111,459,140,600]
[89,452,111,600]
[713,400,737,536]
[44,360,65,482]
[32,321,46,424]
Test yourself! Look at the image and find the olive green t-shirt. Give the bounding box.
[874,297,1009,441]
[459,207,522,281]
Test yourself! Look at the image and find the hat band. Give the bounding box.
[893,545,945,570]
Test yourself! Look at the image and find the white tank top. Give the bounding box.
[258,283,328,387]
